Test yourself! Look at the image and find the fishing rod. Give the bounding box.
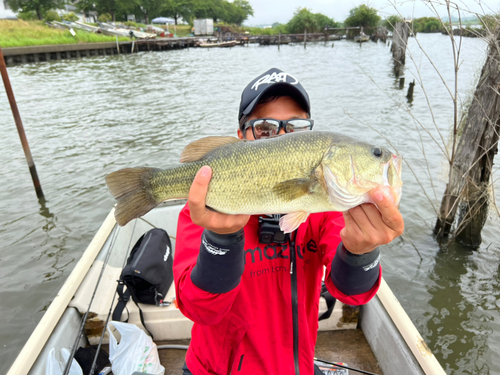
[314,358,380,375]
[62,226,120,375]
[89,220,138,375]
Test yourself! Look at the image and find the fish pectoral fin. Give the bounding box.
[279,211,310,233]
[180,136,242,163]
[272,178,317,202]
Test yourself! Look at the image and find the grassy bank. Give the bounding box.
[165,24,191,37]
[0,20,128,48]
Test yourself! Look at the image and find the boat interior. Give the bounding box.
[16,201,442,375]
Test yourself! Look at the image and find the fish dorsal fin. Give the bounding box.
[272,178,318,202]
[180,136,242,163]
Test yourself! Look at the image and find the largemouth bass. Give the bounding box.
[105,131,403,233]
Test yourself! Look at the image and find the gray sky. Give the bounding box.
[245,0,500,26]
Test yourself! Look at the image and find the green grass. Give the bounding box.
[164,24,191,37]
[0,20,129,48]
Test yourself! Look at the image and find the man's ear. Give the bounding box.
[237,129,244,139]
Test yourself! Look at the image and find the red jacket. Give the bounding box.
[173,204,381,375]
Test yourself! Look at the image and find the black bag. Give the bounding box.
[74,345,109,375]
[112,228,174,339]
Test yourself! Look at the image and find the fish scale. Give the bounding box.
[105,131,403,230]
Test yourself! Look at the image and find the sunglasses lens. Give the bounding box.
[253,120,279,139]
[285,119,313,133]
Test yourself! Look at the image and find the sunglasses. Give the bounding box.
[242,118,314,139]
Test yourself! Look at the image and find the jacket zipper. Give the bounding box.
[290,236,300,375]
[131,232,152,271]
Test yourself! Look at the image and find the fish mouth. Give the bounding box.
[383,154,403,205]
[392,154,403,180]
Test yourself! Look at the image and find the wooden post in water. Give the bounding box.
[399,77,405,89]
[434,27,500,246]
[391,22,409,77]
[304,29,307,49]
[0,46,45,200]
[115,36,120,54]
[406,79,415,100]
[278,31,281,51]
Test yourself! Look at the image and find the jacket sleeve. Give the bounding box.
[173,204,243,326]
[317,212,381,306]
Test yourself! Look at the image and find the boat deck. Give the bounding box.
[154,330,383,374]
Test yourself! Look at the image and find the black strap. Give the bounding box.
[112,281,153,340]
[127,285,155,340]
[112,282,130,322]
[319,283,336,321]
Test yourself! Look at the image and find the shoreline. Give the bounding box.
[2,37,205,66]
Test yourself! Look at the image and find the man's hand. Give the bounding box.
[188,166,250,235]
[340,187,404,254]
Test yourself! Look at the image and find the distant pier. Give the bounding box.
[2,37,213,66]
[2,28,389,66]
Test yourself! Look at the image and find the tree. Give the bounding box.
[163,0,194,25]
[344,4,381,28]
[424,19,441,32]
[6,0,66,20]
[223,0,253,26]
[412,17,443,33]
[73,0,131,22]
[287,7,336,34]
[384,14,403,31]
[287,8,315,34]
[132,0,164,24]
[192,0,226,23]
[314,12,338,30]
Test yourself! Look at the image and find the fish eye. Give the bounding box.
[372,147,383,157]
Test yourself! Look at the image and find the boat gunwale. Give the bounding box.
[10,201,446,375]
[7,209,117,375]
[375,279,446,374]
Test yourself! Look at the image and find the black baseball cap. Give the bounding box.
[238,68,311,123]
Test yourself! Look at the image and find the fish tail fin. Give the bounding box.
[105,167,162,226]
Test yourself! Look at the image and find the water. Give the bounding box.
[1,34,499,374]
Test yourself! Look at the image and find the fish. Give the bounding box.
[105,131,403,233]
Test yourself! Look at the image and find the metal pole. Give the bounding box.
[0,46,45,200]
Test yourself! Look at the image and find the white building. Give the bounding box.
[0,1,17,19]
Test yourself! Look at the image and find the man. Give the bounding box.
[173,68,404,375]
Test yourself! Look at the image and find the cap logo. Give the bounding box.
[251,72,299,91]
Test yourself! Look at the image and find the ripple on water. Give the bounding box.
[1,34,498,374]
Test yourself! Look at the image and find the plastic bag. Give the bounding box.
[45,347,83,375]
[107,321,165,375]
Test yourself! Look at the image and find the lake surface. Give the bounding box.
[1,33,499,374]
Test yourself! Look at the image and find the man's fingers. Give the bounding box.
[348,206,376,234]
[188,166,250,234]
[341,210,361,239]
[188,166,212,219]
[370,187,404,234]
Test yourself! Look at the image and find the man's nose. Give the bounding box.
[278,128,286,135]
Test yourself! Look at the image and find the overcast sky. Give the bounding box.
[245,0,500,26]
